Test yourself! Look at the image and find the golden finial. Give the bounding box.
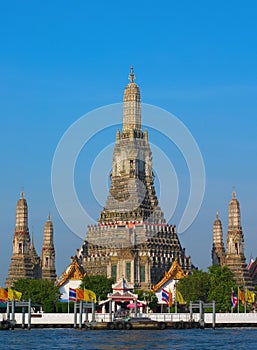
[129,66,135,83]
[232,185,236,199]
[20,185,25,198]
[47,213,51,221]
[216,212,219,220]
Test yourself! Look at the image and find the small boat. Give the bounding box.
[110,316,166,330]
[0,314,16,330]
[0,320,16,330]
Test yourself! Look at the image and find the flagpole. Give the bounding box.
[175,282,177,314]
[244,287,247,313]
[68,299,70,314]
[231,288,233,313]
[237,287,239,313]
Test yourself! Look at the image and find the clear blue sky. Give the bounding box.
[1,1,257,285]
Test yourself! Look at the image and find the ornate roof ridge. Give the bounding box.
[152,260,186,292]
[56,256,86,287]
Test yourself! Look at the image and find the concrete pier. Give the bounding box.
[4,312,257,329]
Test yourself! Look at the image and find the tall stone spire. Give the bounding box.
[224,192,252,288]
[99,67,164,224]
[212,212,225,265]
[226,192,243,256]
[41,214,56,281]
[228,191,241,232]
[78,68,192,288]
[30,230,41,279]
[122,66,142,139]
[6,192,35,287]
[15,191,28,233]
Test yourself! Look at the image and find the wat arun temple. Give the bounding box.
[76,68,193,289]
[5,68,257,292]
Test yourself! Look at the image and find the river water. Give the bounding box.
[2,328,257,350]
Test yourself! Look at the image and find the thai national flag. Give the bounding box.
[69,288,76,301]
[231,290,238,309]
[162,288,169,304]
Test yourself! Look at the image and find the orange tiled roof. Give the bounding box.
[152,260,186,292]
[56,256,86,287]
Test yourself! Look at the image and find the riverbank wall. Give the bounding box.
[3,312,257,328]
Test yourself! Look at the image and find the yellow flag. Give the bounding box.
[8,288,22,301]
[246,289,255,304]
[84,289,96,303]
[176,290,185,304]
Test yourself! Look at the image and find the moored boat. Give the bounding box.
[0,314,16,330]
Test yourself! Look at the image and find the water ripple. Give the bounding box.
[2,328,257,350]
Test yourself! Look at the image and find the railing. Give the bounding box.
[95,312,257,324]
[7,312,257,325]
[95,312,198,322]
[131,313,197,322]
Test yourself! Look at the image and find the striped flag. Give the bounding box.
[69,288,76,301]
[162,288,169,304]
[231,290,238,309]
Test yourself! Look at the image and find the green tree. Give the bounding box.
[177,269,209,303]
[80,275,114,301]
[13,279,61,312]
[207,265,237,312]
[133,289,158,311]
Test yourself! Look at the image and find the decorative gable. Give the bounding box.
[56,256,85,288]
[152,260,186,293]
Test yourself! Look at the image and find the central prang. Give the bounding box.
[78,68,192,289]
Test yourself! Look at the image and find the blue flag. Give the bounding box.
[162,288,169,304]
[231,290,238,308]
[69,288,76,301]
